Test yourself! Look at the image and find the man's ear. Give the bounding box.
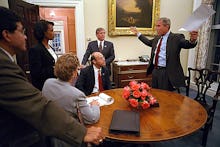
[92,60,96,65]
[2,30,12,42]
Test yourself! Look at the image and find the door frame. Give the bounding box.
[25,0,86,62]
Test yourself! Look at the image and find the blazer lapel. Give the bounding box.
[103,41,107,49]
[166,32,174,61]
[40,43,54,61]
[90,66,95,85]
[101,67,105,80]
[151,36,160,59]
[95,41,99,49]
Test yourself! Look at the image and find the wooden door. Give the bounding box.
[39,7,76,54]
[8,0,39,80]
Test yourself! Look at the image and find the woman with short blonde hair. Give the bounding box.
[54,53,79,82]
[42,53,100,147]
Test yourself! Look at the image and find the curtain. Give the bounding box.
[194,0,214,69]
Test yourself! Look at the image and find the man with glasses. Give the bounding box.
[0,6,104,147]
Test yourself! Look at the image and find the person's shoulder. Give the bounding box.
[0,50,17,68]
[81,65,93,73]
[104,40,113,44]
[42,78,57,92]
[88,40,97,44]
[44,78,57,85]
[0,49,9,61]
[102,66,109,72]
[30,43,44,51]
[170,32,184,37]
[73,87,86,97]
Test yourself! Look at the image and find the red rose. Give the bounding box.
[141,101,150,109]
[129,80,137,86]
[133,90,141,98]
[129,99,139,107]
[140,82,150,90]
[141,96,146,100]
[141,90,148,97]
[124,81,157,109]
[130,83,140,91]
[149,97,157,105]
[123,86,130,99]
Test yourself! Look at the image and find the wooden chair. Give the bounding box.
[186,67,220,147]
[175,75,190,96]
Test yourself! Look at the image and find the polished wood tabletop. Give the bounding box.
[87,88,207,143]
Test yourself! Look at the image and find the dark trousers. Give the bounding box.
[152,68,174,91]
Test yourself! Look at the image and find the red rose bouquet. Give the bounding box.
[122,81,158,109]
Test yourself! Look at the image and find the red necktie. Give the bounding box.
[98,69,104,92]
[154,37,163,67]
[99,41,102,52]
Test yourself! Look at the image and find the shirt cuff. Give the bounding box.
[137,32,141,37]
[189,39,197,44]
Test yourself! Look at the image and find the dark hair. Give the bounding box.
[0,6,21,40]
[158,17,171,28]
[33,20,54,42]
[96,27,105,34]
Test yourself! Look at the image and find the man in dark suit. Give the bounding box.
[0,6,103,146]
[81,27,115,75]
[130,17,198,91]
[76,52,111,96]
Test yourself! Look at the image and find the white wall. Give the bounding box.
[1,0,195,74]
[0,0,9,7]
[84,0,194,73]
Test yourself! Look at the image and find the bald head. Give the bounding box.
[91,52,106,68]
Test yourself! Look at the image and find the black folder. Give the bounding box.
[109,110,140,136]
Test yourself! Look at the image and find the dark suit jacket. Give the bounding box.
[138,32,197,88]
[75,65,111,96]
[81,40,115,72]
[0,49,86,146]
[29,43,56,90]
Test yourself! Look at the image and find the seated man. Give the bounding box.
[76,52,111,96]
[42,53,100,146]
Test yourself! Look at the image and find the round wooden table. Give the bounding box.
[87,88,207,143]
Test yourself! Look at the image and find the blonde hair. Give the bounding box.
[54,53,79,81]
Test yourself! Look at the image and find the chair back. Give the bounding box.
[187,68,219,104]
[187,67,220,147]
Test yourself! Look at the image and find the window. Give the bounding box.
[48,21,65,56]
[208,0,220,82]
[51,31,62,54]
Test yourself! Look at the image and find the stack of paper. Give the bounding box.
[86,93,114,106]
[179,4,215,31]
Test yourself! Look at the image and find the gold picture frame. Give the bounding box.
[108,0,160,36]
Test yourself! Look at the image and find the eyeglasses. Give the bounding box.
[6,28,26,35]
[21,28,26,35]
[16,28,26,35]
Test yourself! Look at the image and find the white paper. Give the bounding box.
[179,4,215,31]
[86,93,114,106]
[116,61,149,66]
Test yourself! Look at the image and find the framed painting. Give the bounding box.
[108,0,160,36]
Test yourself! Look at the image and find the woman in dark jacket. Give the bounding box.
[29,20,57,90]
